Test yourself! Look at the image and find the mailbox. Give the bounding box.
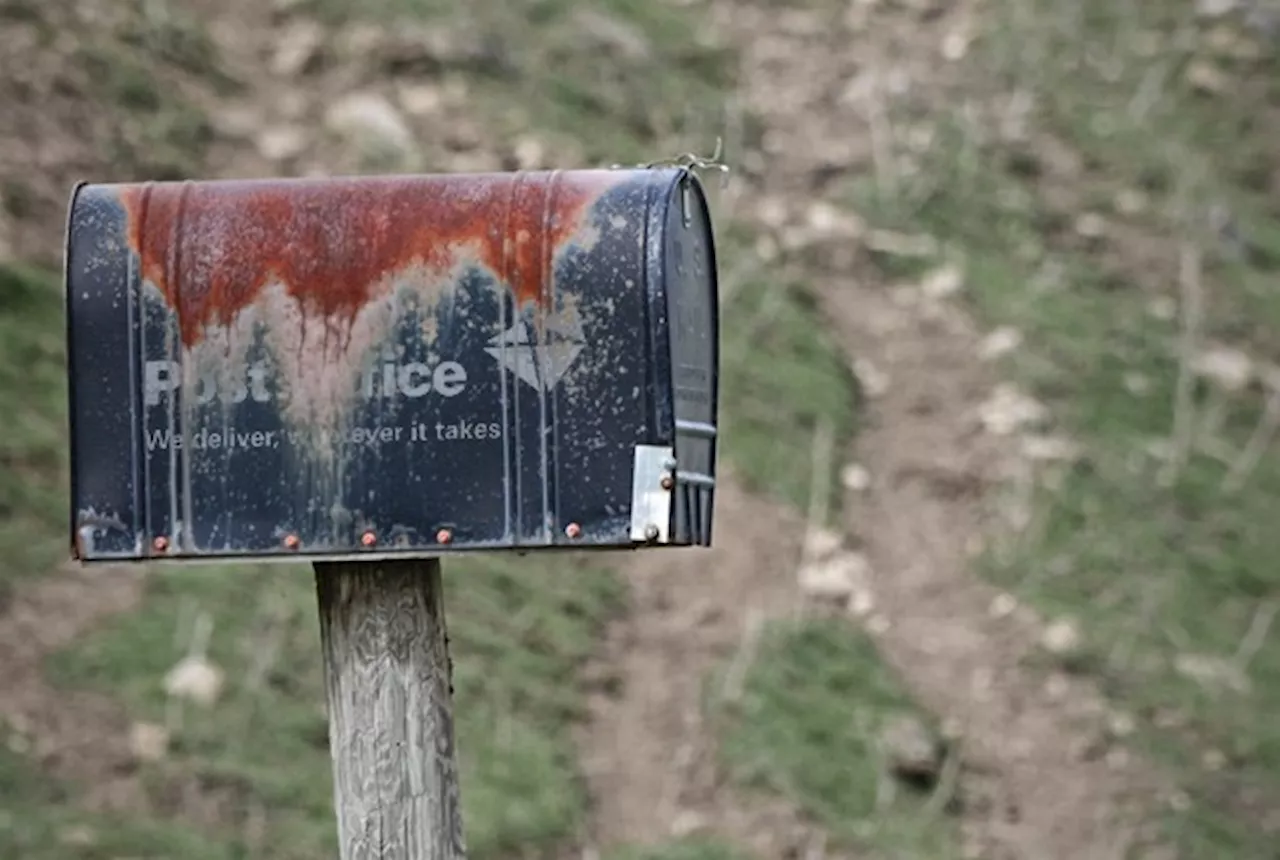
[65,168,719,562]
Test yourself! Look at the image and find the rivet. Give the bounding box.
[152,535,169,553]
[663,457,677,470]
[660,474,675,490]
[360,530,377,547]
[283,534,300,550]
[436,528,453,545]
[565,522,582,539]
[644,524,660,541]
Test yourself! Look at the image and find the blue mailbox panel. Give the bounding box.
[65,167,718,562]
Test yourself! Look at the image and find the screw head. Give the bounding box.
[152,535,169,553]
[283,534,300,550]
[565,522,582,539]
[360,530,377,547]
[660,474,675,490]
[644,524,660,541]
[663,457,677,470]
[436,528,453,545]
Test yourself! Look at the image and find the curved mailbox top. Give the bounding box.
[65,168,719,562]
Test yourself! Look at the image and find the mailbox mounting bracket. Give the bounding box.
[629,444,674,544]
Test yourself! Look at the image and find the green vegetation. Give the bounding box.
[0,264,68,592]
[843,0,1280,854]
[49,556,623,858]
[711,620,958,857]
[307,0,733,165]
[609,838,747,860]
[720,270,859,513]
[0,745,237,859]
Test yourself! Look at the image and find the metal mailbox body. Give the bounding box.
[65,168,718,562]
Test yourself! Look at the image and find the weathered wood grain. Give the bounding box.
[315,560,467,860]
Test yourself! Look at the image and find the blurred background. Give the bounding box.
[3,0,1280,857]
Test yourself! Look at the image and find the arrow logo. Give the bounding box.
[485,309,586,392]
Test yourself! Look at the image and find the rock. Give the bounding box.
[1174,653,1251,694]
[210,104,262,140]
[670,810,709,838]
[864,229,939,258]
[325,92,415,162]
[1124,371,1151,395]
[512,135,546,170]
[334,22,385,60]
[1114,188,1147,215]
[129,721,170,762]
[853,357,889,398]
[1185,60,1230,95]
[1043,672,1071,700]
[755,196,789,229]
[254,125,307,162]
[941,28,971,61]
[1205,24,1263,60]
[878,713,943,785]
[977,383,1048,435]
[1147,295,1177,321]
[866,613,892,634]
[573,8,652,60]
[1196,0,1238,18]
[58,826,96,847]
[1192,345,1253,391]
[805,201,865,239]
[797,527,871,604]
[398,83,444,117]
[803,526,844,559]
[850,588,875,617]
[841,463,871,492]
[979,326,1022,360]
[989,592,1018,619]
[1202,748,1227,771]
[164,654,225,707]
[448,151,503,173]
[1108,711,1136,738]
[920,264,964,299]
[1041,618,1082,656]
[798,552,870,602]
[1074,211,1108,240]
[1020,434,1081,462]
[271,20,325,77]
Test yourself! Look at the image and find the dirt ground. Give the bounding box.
[0,0,1175,858]
[572,2,1169,859]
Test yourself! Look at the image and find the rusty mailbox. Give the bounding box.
[65,168,719,561]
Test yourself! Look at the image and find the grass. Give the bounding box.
[720,264,860,513]
[77,37,218,182]
[710,619,959,858]
[842,0,1280,854]
[46,555,624,859]
[0,264,69,592]
[304,0,734,166]
[608,838,747,860]
[0,743,238,859]
[2,1,895,859]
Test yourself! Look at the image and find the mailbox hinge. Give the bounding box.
[630,444,675,544]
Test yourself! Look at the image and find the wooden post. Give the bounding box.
[315,559,467,860]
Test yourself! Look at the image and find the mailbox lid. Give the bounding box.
[65,167,717,562]
[659,171,719,547]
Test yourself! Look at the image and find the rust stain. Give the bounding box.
[117,171,623,347]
